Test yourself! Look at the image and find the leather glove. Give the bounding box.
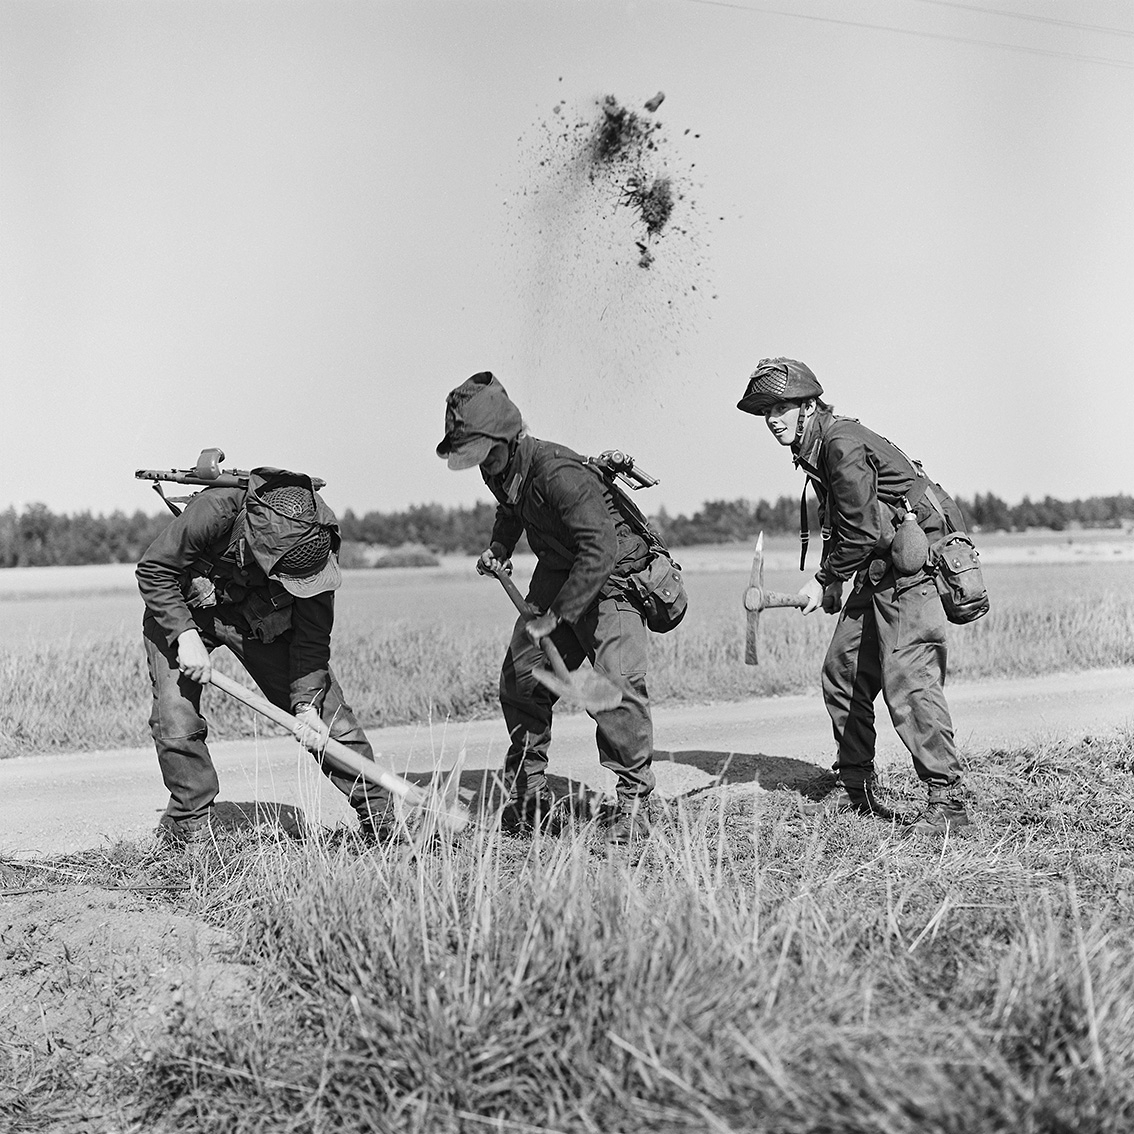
[176,628,211,684]
[293,704,328,753]
[476,543,512,577]
[524,610,560,646]
[798,578,825,615]
[821,581,844,614]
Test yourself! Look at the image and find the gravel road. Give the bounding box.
[3,668,1131,857]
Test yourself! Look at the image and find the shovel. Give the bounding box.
[489,565,623,712]
[208,669,470,833]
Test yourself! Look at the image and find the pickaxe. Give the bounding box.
[209,669,470,833]
[744,531,807,665]
[490,565,623,712]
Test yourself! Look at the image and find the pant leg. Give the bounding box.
[822,582,883,783]
[872,570,962,790]
[229,628,391,823]
[499,614,557,803]
[143,612,220,823]
[576,595,655,807]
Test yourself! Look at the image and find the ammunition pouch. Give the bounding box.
[238,584,295,643]
[623,553,688,634]
[928,532,990,625]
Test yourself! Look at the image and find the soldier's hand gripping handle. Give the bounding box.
[476,542,512,578]
[176,628,212,683]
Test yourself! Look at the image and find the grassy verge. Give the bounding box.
[4,729,1134,1132]
[3,587,1133,758]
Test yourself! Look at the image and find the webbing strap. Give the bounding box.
[921,484,957,535]
[798,485,810,570]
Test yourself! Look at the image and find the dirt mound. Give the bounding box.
[1,883,253,1129]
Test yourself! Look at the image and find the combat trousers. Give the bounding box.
[499,593,655,810]
[822,564,962,791]
[142,608,388,825]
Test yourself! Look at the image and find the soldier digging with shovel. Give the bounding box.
[737,358,974,836]
[437,372,657,845]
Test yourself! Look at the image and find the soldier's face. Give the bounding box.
[765,401,804,446]
[480,441,511,475]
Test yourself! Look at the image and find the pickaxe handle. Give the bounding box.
[743,588,809,612]
[207,670,469,831]
[490,565,575,685]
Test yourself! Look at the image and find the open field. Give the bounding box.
[1,532,1133,758]
[3,533,1134,1131]
[4,728,1134,1132]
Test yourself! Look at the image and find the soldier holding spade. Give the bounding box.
[437,371,657,845]
[737,358,973,835]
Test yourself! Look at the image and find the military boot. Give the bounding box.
[904,790,971,837]
[501,790,559,837]
[155,813,213,848]
[840,769,901,822]
[606,800,651,846]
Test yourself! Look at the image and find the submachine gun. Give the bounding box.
[135,447,325,516]
[588,449,659,491]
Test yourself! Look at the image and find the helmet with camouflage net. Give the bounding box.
[736,358,823,416]
[259,483,341,597]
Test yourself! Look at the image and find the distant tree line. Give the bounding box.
[0,505,170,568]
[1,492,1131,568]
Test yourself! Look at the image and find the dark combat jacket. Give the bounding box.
[483,436,649,623]
[136,486,335,709]
[793,410,960,587]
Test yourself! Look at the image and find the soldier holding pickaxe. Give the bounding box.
[135,464,397,846]
[737,358,972,835]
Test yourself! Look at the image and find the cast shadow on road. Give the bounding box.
[653,749,834,800]
[397,748,835,827]
[206,751,834,840]
[210,800,308,839]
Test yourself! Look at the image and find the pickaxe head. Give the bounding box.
[744,531,808,665]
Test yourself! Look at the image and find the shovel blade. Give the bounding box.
[532,666,623,712]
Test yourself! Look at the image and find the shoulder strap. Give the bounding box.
[921,484,957,534]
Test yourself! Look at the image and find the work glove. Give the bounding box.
[176,628,212,684]
[476,543,512,578]
[821,581,844,615]
[800,579,843,615]
[524,610,560,646]
[186,575,217,609]
[292,704,328,753]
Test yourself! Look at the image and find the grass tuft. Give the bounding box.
[62,728,1130,1132]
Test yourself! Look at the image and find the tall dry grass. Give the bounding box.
[3,581,1132,757]
[5,730,1134,1130]
[59,730,1125,1132]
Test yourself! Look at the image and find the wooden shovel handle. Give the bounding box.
[490,565,573,683]
[209,670,468,831]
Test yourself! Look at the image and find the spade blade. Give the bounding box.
[532,665,623,712]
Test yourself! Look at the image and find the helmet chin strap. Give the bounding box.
[793,400,815,570]
[793,399,812,446]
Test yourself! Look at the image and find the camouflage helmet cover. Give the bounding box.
[736,358,823,416]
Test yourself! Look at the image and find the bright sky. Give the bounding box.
[3,0,1132,521]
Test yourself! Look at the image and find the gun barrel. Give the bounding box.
[134,469,249,488]
[618,466,659,489]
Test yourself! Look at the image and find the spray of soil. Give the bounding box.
[501,89,715,428]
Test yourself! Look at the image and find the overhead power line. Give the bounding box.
[907,0,1134,39]
[679,0,1134,68]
